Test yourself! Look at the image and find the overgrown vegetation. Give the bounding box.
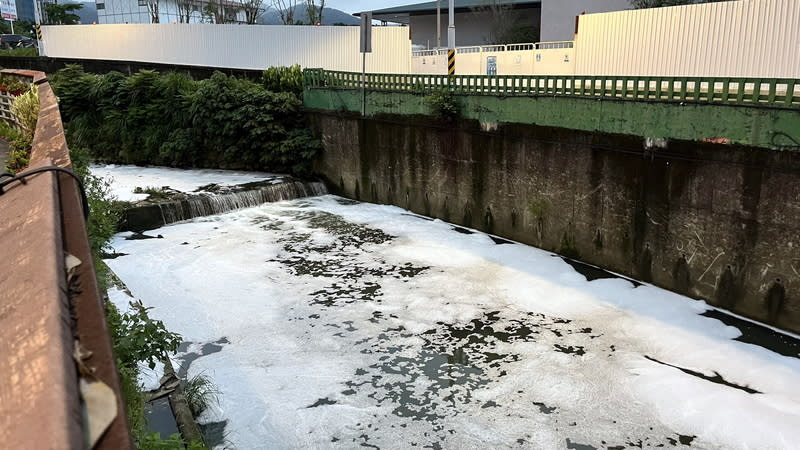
[71,151,201,448]
[0,47,38,57]
[262,64,303,97]
[184,373,221,418]
[424,89,459,119]
[133,186,176,201]
[0,73,30,92]
[2,83,39,173]
[51,66,320,176]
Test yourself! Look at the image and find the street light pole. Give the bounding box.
[447,0,455,50]
[436,0,440,49]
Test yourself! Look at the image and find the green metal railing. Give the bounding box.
[303,69,800,109]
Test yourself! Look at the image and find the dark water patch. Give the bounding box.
[307,397,338,408]
[199,420,228,449]
[144,397,179,438]
[481,400,499,408]
[644,355,761,394]
[175,337,230,378]
[267,209,429,307]
[101,251,128,259]
[126,232,163,240]
[451,226,474,235]
[554,344,586,356]
[533,401,557,414]
[561,257,643,287]
[701,309,800,359]
[334,197,360,205]
[402,213,435,221]
[490,235,514,245]
[565,439,598,450]
[666,434,697,446]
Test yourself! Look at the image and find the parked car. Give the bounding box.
[0,34,36,49]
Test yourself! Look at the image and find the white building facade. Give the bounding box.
[96,0,245,24]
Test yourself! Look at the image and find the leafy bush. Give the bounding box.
[262,65,303,97]
[108,300,182,371]
[52,66,319,176]
[10,83,39,136]
[424,89,459,119]
[0,74,29,92]
[1,84,38,173]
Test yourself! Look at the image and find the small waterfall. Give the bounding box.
[123,180,328,232]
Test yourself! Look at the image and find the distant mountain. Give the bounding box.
[258,6,359,25]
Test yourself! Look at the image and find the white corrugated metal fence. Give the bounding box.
[574,0,800,77]
[41,24,411,73]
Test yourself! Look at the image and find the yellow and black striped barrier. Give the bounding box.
[447,49,455,76]
[34,23,42,41]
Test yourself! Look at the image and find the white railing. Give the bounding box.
[412,41,571,57]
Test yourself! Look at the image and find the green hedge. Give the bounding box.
[52,66,319,176]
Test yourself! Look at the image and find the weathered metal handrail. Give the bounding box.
[0,70,132,449]
[304,68,800,109]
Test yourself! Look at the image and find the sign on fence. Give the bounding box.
[0,0,17,20]
[360,13,372,53]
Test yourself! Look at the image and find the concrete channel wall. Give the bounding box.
[307,109,800,335]
[0,70,131,448]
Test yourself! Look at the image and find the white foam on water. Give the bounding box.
[90,164,281,202]
[105,195,800,449]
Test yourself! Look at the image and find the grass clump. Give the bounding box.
[184,373,221,418]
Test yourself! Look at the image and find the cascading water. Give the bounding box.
[123,180,328,231]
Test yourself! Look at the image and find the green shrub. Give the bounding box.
[52,67,319,176]
[0,73,29,92]
[10,83,39,136]
[262,65,303,97]
[424,89,459,119]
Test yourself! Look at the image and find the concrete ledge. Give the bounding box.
[0,69,132,448]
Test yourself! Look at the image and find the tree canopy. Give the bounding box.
[44,3,83,25]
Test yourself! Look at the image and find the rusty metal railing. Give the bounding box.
[0,70,132,449]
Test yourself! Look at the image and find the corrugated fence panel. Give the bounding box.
[41,24,411,73]
[575,0,800,77]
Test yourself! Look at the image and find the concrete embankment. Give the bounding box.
[308,112,800,333]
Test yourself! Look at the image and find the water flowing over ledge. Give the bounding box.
[122,179,328,231]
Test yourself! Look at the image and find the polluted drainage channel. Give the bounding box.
[121,178,328,232]
[106,195,800,449]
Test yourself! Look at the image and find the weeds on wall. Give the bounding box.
[2,84,39,173]
[424,89,460,120]
[52,66,320,176]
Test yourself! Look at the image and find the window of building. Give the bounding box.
[96,2,105,9]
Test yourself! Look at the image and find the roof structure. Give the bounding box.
[359,0,541,23]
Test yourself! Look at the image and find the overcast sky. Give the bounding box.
[325,0,415,14]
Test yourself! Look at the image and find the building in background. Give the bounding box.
[364,0,631,48]
[14,0,35,22]
[97,0,245,24]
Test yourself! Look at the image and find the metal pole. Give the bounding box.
[32,0,43,56]
[361,52,366,116]
[436,0,440,49]
[447,0,455,50]
[9,20,13,34]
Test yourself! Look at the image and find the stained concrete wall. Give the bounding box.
[309,112,800,334]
